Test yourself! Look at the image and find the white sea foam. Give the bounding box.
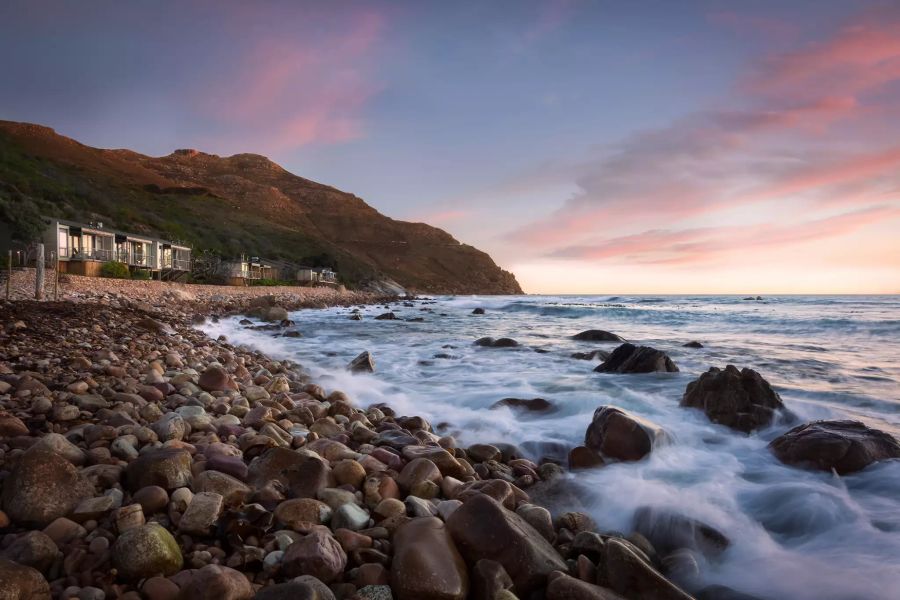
[202,294,900,600]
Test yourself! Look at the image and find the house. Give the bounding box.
[223,256,277,286]
[43,217,191,279]
[296,266,338,286]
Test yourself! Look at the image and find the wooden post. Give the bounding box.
[54,250,59,301]
[5,250,10,300]
[35,243,45,300]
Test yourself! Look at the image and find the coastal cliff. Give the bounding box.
[0,120,522,294]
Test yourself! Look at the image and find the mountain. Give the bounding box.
[0,120,522,294]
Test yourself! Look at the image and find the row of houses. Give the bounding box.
[42,217,338,286]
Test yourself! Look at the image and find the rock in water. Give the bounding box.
[595,343,678,373]
[584,406,669,461]
[680,365,786,432]
[490,398,553,412]
[348,351,375,373]
[392,517,469,600]
[374,312,397,320]
[446,494,567,596]
[683,341,703,348]
[572,330,626,342]
[112,523,183,579]
[632,506,730,558]
[471,307,485,315]
[474,337,520,348]
[602,538,694,600]
[769,420,900,474]
[0,559,51,600]
[1,448,94,527]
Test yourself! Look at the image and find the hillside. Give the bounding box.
[0,120,522,294]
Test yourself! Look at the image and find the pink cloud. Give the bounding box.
[196,10,385,154]
[504,8,900,257]
[551,206,900,266]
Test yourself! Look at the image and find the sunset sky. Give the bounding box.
[2,0,899,293]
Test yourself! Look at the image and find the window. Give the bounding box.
[58,228,69,258]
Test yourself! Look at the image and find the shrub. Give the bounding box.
[250,278,294,287]
[131,269,152,280]
[100,261,130,279]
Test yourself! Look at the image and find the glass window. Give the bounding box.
[58,228,69,257]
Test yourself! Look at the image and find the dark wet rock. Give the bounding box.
[176,564,253,600]
[572,330,626,342]
[392,517,469,600]
[474,337,520,348]
[1,448,94,527]
[348,351,376,374]
[0,558,51,600]
[584,406,669,461]
[546,571,627,600]
[112,523,183,579]
[282,528,347,583]
[683,341,703,348]
[374,312,397,320]
[198,365,239,392]
[472,308,485,315]
[1,531,59,573]
[595,343,678,374]
[253,581,327,600]
[490,397,553,412]
[126,447,193,491]
[632,506,730,558]
[696,584,768,600]
[471,559,514,600]
[681,365,786,432]
[259,306,289,322]
[446,493,567,596]
[571,350,611,361]
[568,446,605,470]
[769,420,900,474]
[602,537,694,600]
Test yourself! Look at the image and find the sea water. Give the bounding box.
[203,295,900,600]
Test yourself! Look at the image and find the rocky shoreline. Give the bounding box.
[2,292,899,600]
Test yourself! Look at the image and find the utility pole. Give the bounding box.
[35,243,45,300]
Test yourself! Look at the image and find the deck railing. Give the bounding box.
[69,248,114,262]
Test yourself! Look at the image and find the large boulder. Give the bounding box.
[0,559,51,600]
[126,447,193,491]
[1,531,59,573]
[1,448,94,527]
[572,330,626,342]
[392,517,469,600]
[595,344,678,374]
[490,398,553,412]
[769,420,900,474]
[112,523,183,579]
[446,494,567,596]
[585,406,669,461]
[680,365,786,432]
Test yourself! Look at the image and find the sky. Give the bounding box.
[1,0,899,294]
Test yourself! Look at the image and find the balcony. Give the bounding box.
[69,248,114,262]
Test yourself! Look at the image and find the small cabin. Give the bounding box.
[43,218,191,279]
[223,256,277,286]
[296,266,338,286]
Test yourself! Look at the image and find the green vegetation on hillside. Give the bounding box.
[0,133,376,286]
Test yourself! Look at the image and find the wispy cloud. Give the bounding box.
[504,7,900,263]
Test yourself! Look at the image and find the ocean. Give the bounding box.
[204,294,900,600]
